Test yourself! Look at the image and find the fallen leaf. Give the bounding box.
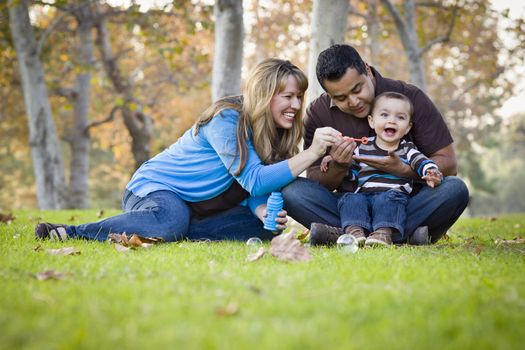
[514,224,521,229]
[269,232,312,262]
[108,233,163,249]
[475,245,482,256]
[128,234,162,248]
[495,237,525,245]
[108,233,129,245]
[33,244,43,252]
[215,302,239,317]
[246,247,267,262]
[68,215,77,222]
[46,247,81,256]
[247,285,263,295]
[296,229,310,241]
[97,210,105,218]
[489,217,497,221]
[34,269,73,281]
[114,243,131,252]
[0,212,15,224]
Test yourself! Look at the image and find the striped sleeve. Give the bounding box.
[404,142,438,176]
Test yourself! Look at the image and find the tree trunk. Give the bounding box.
[368,0,381,67]
[380,0,427,91]
[307,0,349,104]
[95,9,153,170]
[212,0,243,101]
[66,2,94,209]
[8,0,66,209]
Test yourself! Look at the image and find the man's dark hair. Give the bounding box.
[316,44,367,90]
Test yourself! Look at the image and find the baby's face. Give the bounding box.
[368,97,412,145]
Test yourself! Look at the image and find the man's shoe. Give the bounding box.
[408,226,430,246]
[35,223,69,241]
[310,223,344,246]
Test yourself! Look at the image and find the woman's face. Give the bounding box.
[270,75,303,129]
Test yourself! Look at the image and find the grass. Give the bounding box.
[1,210,524,350]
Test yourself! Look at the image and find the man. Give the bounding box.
[282,44,469,245]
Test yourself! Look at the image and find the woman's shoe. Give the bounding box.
[35,223,69,241]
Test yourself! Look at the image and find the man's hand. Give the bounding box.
[329,138,356,167]
[422,168,443,188]
[352,150,414,178]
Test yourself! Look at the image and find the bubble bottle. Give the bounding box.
[263,192,283,232]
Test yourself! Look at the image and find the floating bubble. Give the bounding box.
[246,237,263,254]
[336,233,358,254]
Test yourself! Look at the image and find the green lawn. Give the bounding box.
[1,210,524,349]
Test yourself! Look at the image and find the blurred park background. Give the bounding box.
[1,0,524,216]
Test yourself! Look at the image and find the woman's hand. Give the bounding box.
[274,210,288,232]
[288,127,342,177]
[256,206,288,232]
[329,137,356,167]
[308,127,342,157]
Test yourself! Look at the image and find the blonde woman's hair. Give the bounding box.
[195,58,308,176]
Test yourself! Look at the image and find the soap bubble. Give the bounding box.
[246,237,263,254]
[336,233,358,254]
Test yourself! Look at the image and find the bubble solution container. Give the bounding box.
[263,192,283,232]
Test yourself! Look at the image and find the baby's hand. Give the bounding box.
[320,155,333,173]
[422,168,443,188]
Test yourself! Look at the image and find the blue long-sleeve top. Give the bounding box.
[126,109,295,213]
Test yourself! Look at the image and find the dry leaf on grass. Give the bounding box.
[97,210,105,218]
[47,247,81,256]
[296,229,310,241]
[108,233,129,245]
[495,237,525,245]
[475,245,482,256]
[114,243,131,252]
[214,302,239,317]
[128,234,161,248]
[0,212,15,224]
[269,232,311,262]
[108,233,164,250]
[34,269,73,281]
[246,247,267,262]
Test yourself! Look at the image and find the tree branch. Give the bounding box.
[418,6,458,57]
[380,0,411,50]
[348,3,368,20]
[35,10,70,57]
[85,105,121,133]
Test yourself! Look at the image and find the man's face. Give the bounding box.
[323,67,375,119]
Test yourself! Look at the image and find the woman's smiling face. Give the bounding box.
[270,75,303,129]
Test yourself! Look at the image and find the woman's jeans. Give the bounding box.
[338,190,410,235]
[68,190,274,242]
[282,176,469,243]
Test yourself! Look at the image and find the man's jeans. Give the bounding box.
[282,176,469,243]
[69,190,274,242]
[339,190,410,235]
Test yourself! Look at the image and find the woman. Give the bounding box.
[35,58,342,242]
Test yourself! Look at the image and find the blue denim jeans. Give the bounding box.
[338,190,410,234]
[68,190,274,242]
[282,176,469,243]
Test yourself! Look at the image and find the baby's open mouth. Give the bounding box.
[384,128,397,136]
